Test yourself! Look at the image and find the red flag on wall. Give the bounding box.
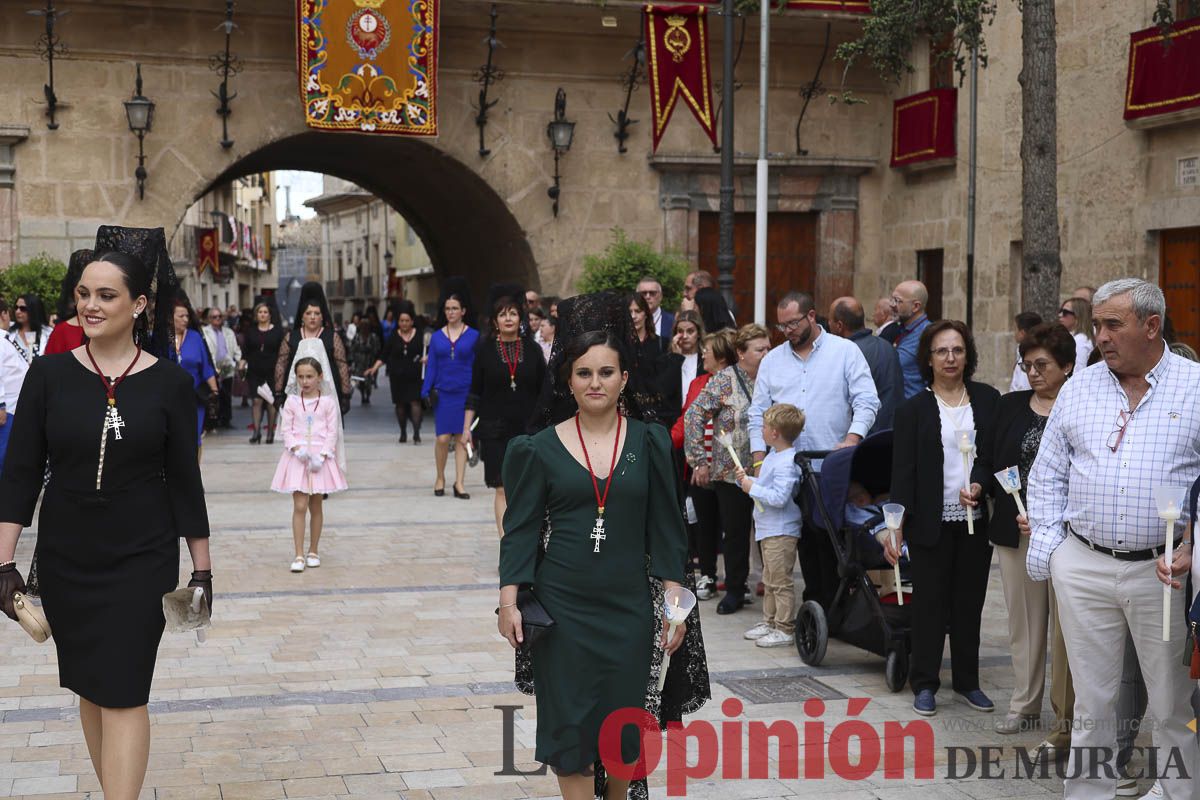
[197,228,219,277]
[645,4,717,151]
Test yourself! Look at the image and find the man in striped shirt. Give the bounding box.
[1027,279,1198,800]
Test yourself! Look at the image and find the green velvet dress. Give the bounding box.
[499,419,687,774]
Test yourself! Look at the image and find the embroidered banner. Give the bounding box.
[646,4,717,151]
[890,88,957,168]
[1124,20,1200,123]
[298,0,438,136]
[699,0,869,13]
[196,228,218,278]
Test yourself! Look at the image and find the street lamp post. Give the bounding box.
[546,88,575,218]
[123,64,155,200]
[716,0,736,311]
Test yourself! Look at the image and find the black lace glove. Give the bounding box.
[187,569,213,613]
[0,563,27,622]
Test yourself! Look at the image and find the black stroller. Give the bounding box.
[792,430,914,692]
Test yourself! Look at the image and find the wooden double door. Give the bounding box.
[1161,227,1200,353]
[698,212,817,335]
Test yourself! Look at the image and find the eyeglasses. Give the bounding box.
[1018,359,1055,374]
[14,305,27,311]
[1058,308,1075,318]
[775,318,806,333]
[639,289,661,297]
[1107,409,1133,453]
[932,346,966,359]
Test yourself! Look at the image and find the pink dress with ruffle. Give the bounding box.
[271,394,348,494]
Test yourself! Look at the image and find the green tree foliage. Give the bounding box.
[0,254,67,314]
[578,229,689,309]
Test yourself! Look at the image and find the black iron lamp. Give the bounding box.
[208,208,225,243]
[546,88,575,218]
[123,64,155,200]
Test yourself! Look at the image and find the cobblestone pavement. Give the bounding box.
[0,383,1080,799]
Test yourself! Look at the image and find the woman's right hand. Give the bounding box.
[498,605,524,648]
[0,563,27,622]
[882,528,904,566]
[691,465,711,488]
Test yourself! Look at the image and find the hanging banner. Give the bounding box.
[298,0,438,136]
[700,0,869,10]
[1124,20,1200,124]
[196,228,219,278]
[646,4,717,151]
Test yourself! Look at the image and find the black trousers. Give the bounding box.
[908,520,993,694]
[217,377,233,427]
[798,518,840,610]
[712,482,753,596]
[689,484,721,580]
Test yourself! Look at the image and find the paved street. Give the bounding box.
[0,383,1078,799]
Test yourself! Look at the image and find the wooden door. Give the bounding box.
[697,212,817,336]
[1161,228,1200,352]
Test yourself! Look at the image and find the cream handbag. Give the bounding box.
[13,592,50,643]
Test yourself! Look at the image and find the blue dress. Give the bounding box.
[168,329,216,445]
[421,326,479,435]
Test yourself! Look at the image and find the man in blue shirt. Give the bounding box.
[890,280,931,398]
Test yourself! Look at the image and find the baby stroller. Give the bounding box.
[793,430,913,692]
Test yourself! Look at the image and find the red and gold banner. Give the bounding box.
[197,228,219,278]
[298,0,438,136]
[1124,20,1200,123]
[890,88,957,168]
[699,0,869,12]
[646,5,717,151]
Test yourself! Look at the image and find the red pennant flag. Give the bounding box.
[646,4,717,151]
[197,228,219,277]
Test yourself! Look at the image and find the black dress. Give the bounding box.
[379,329,424,404]
[465,336,545,488]
[0,354,209,707]
[242,325,284,394]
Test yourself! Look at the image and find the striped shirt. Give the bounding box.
[1026,346,1200,581]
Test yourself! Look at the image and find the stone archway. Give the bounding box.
[198,131,538,299]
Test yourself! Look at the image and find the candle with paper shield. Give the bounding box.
[657,586,697,691]
[956,429,977,535]
[465,417,479,461]
[714,429,762,512]
[882,503,905,606]
[1153,485,1187,642]
[993,466,1027,517]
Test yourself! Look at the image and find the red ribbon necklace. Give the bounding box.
[498,337,521,390]
[575,412,622,554]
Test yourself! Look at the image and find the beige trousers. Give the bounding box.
[1046,579,1076,749]
[1050,535,1197,800]
[998,537,1048,715]
[760,535,799,635]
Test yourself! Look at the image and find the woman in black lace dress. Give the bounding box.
[243,302,284,444]
[463,293,545,538]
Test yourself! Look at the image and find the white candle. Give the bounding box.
[888,527,903,607]
[1164,511,1177,642]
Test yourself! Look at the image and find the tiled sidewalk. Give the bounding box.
[0,395,1074,799]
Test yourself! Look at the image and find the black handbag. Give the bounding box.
[496,588,556,646]
[195,380,213,406]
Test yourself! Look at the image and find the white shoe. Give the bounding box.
[755,629,795,648]
[696,575,716,600]
[1116,777,1140,797]
[1136,781,1162,800]
[290,557,305,573]
[306,553,321,568]
[743,622,773,640]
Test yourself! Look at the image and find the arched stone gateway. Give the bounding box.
[198,132,538,299]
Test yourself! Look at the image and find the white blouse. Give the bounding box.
[680,352,698,407]
[937,395,982,522]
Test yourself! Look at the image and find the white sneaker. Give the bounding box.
[743,622,773,640]
[1116,777,1140,797]
[755,629,795,648]
[696,575,716,600]
[290,557,305,573]
[1137,781,1162,800]
[306,553,321,568]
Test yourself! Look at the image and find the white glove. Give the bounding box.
[294,446,310,463]
[308,453,325,473]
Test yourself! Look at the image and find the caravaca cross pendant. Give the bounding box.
[105,399,126,441]
[591,511,607,553]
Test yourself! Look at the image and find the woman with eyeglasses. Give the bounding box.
[885,319,999,718]
[989,322,1077,746]
[8,294,53,363]
[1057,297,1095,371]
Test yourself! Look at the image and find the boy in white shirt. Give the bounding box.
[735,403,805,647]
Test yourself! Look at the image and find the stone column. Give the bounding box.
[0,125,30,269]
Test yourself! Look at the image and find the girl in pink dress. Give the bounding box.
[271,357,347,572]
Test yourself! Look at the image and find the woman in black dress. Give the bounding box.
[366,300,424,443]
[274,282,352,415]
[349,317,382,405]
[0,242,210,800]
[243,302,284,444]
[463,293,546,538]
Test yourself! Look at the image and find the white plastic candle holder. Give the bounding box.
[658,586,697,691]
[994,466,1027,518]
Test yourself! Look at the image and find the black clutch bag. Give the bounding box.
[496,588,556,646]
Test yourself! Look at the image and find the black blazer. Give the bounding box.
[890,381,1001,546]
[989,390,1041,548]
[658,352,705,428]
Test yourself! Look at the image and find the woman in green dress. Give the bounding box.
[498,329,688,799]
